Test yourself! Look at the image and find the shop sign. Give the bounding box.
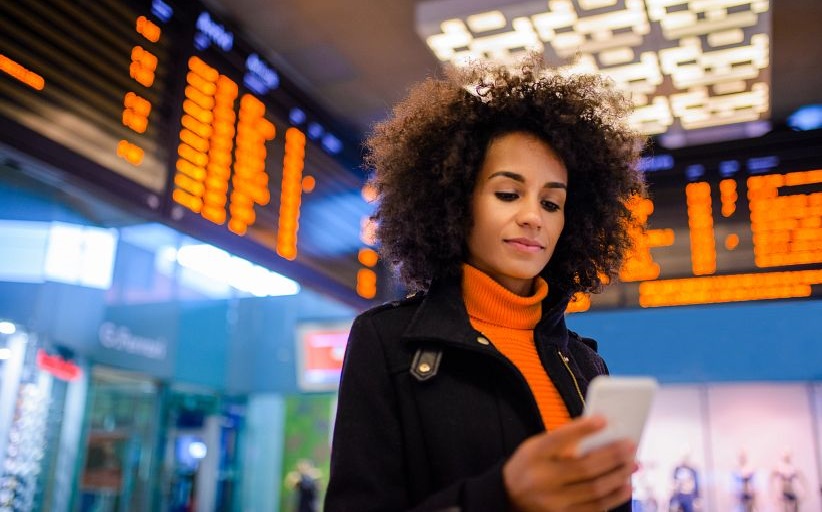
[98,322,167,360]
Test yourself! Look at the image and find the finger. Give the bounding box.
[563,455,635,505]
[562,439,636,483]
[575,478,633,512]
[530,476,633,512]
[533,415,607,458]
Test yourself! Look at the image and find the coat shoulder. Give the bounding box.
[568,329,598,352]
[356,291,426,323]
[348,292,427,373]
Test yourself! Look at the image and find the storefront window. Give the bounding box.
[79,368,160,512]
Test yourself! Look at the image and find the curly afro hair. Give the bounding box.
[366,56,647,295]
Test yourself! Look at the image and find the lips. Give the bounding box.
[505,238,545,252]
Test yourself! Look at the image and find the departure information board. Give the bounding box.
[0,0,174,193]
[574,129,822,312]
[0,0,378,306]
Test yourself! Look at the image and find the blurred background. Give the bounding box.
[0,0,820,510]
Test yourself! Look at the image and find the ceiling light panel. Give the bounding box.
[416,0,771,145]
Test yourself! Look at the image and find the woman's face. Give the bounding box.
[466,132,567,296]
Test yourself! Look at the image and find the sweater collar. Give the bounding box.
[402,268,573,350]
[461,264,547,330]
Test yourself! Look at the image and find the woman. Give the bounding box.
[325,56,647,512]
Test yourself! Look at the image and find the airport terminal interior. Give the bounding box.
[0,0,820,510]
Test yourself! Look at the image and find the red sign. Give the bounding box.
[36,349,82,381]
[298,324,350,390]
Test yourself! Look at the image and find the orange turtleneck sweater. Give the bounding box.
[462,264,571,431]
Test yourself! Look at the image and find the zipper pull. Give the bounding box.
[557,350,586,406]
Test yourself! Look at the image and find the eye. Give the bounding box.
[541,200,561,212]
[494,192,518,202]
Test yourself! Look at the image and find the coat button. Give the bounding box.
[418,362,431,374]
[476,336,490,345]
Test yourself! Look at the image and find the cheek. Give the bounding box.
[465,219,482,257]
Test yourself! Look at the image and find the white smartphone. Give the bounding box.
[577,375,658,455]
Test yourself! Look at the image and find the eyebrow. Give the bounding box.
[487,170,567,190]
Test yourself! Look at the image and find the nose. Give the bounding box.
[516,199,542,229]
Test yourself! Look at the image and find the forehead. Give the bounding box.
[480,132,567,181]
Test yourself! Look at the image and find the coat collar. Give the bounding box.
[401,274,574,351]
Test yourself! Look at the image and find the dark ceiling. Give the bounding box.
[206,0,819,142]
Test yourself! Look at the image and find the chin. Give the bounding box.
[506,269,542,281]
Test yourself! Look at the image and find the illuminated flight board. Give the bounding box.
[0,0,174,195]
[0,0,378,305]
[570,130,822,312]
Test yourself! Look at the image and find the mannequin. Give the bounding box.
[669,448,700,512]
[733,449,757,512]
[770,449,806,512]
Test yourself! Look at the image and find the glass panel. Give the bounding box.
[78,367,159,512]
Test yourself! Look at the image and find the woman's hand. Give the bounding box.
[503,416,636,512]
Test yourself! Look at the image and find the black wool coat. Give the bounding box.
[325,276,631,512]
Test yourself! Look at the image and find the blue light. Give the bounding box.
[151,0,173,22]
[321,134,343,154]
[787,104,822,131]
[244,54,279,94]
[195,12,234,52]
[243,74,266,96]
[290,108,306,125]
[747,155,779,173]
[194,32,209,51]
[307,122,324,140]
[685,164,705,181]
[719,160,740,177]
[637,154,674,173]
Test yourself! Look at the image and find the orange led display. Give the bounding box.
[276,127,307,259]
[0,53,45,90]
[356,199,380,298]
[610,165,822,309]
[719,178,738,217]
[181,113,212,139]
[173,58,240,226]
[302,175,316,193]
[356,268,377,299]
[748,170,822,268]
[122,92,151,133]
[129,46,157,87]
[188,56,219,82]
[639,269,822,307]
[358,248,379,267]
[229,94,275,235]
[203,76,238,226]
[117,16,160,168]
[173,57,285,239]
[621,197,663,282]
[685,181,717,275]
[725,233,740,251]
[136,15,161,43]
[3,4,380,303]
[116,140,144,166]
